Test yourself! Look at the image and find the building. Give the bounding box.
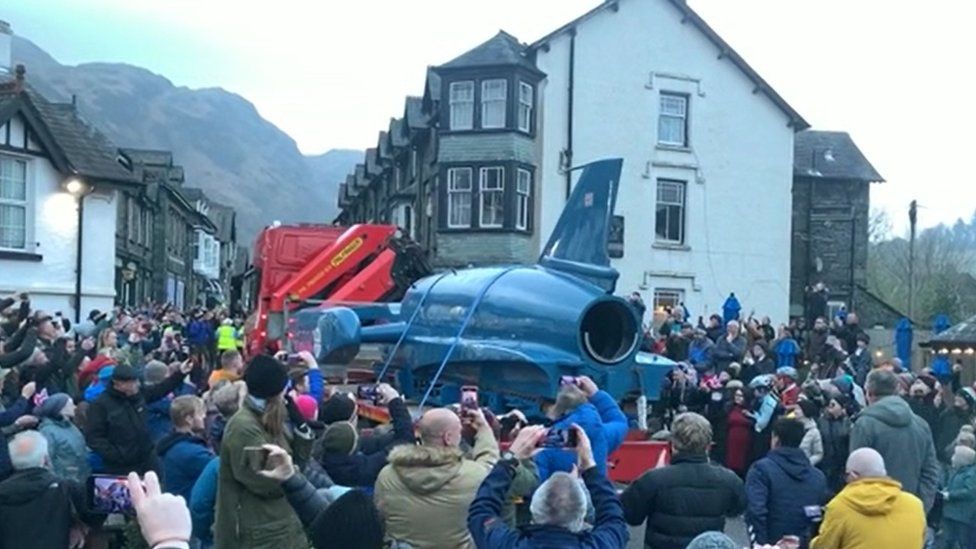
[0,24,139,320]
[335,0,820,322]
[790,130,896,326]
[182,187,238,307]
[118,149,215,309]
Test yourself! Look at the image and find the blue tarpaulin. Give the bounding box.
[722,293,741,324]
[895,317,913,370]
[933,314,951,335]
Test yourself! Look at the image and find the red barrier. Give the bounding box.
[607,440,671,483]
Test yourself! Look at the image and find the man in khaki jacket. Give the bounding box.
[375,407,499,548]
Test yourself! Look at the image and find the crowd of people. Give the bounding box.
[0,288,974,549]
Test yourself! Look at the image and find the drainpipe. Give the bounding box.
[565,29,576,200]
[74,193,85,324]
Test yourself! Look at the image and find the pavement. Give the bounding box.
[627,517,749,549]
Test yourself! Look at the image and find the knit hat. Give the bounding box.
[917,373,938,391]
[112,364,138,382]
[960,387,976,409]
[35,393,71,418]
[797,399,820,420]
[244,355,289,399]
[686,531,737,549]
[951,445,976,468]
[319,393,357,425]
[321,422,358,455]
[295,394,318,421]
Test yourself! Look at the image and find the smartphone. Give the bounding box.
[356,384,379,403]
[87,474,136,515]
[537,428,579,448]
[287,353,302,365]
[559,376,578,387]
[243,446,270,472]
[460,385,479,410]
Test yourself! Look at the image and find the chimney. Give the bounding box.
[0,21,11,75]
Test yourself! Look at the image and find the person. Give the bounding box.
[0,431,97,548]
[776,367,801,411]
[215,319,238,353]
[209,350,244,387]
[255,444,388,549]
[86,361,195,475]
[848,333,872,386]
[187,312,213,368]
[723,384,753,477]
[805,283,829,327]
[711,321,746,374]
[850,369,940,512]
[745,418,828,547]
[936,388,976,464]
[129,470,194,549]
[817,395,852,493]
[318,383,413,488]
[811,448,925,549]
[621,412,746,549]
[35,393,89,483]
[214,354,312,549]
[746,375,781,462]
[157,395,214,503]
[773,326,801,368]
[144,361,179,443]
[906,374,940,445]
[534,375,628,481]
[374,406,499,548]
[688,329,714,369]
[796,399,824,466]
[805,318,829,365]
[941,445,976,549]
[208,381,244,451]
[837,313,865,355]
[742,341,775,385]
[467,424,629,548]
[686,532,738,549]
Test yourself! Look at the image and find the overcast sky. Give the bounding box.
[4,0,974,233]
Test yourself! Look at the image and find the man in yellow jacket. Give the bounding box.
[811,447,926,549]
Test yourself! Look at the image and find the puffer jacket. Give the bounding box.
[38,416,90,483]
[850,395,939,511]
[374,424,498,549]
[214,398,312,549]
[800,418,824,466]
[943,464,976,525]
[534,391,627,481]
[745,447,828,546]
[620,453,746,549]
[811,478,925,549]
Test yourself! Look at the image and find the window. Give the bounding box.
[479,167,505,228]
[518,82,533,132]
[653,289,684,313]
[392,204,415,240]
[449,81,474,130]
[447,168,472,228]
[0,156,28,250]
[655,179,686,244]
[658,93,688,147]
[410,149,418,179]
[481,79,507,129]
[516,169,531,230]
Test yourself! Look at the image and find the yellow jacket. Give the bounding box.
[215,325,238,351]
[811,477,925,549]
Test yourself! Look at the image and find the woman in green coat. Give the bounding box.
[214,355,312,549]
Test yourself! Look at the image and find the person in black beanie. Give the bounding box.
[214,354,313,549]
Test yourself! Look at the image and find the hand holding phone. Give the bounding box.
[537,428,579,449]
[460,385,479,410]
[88,474,137,515]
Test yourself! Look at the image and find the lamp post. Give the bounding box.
[908,200,917,322]
[63,177,92,323]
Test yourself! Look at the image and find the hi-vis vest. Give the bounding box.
[216,326,238,350]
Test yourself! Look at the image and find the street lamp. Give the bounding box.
[62,176,93,323]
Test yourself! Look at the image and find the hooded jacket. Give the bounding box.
[157,431,214,502]
[319,396,413,488]
[745,447,828,545]
[534,391,628,481]
[810,478,925,549]
[943,463,976,525]
[374,425,498,549]
[38,416,90,483]
[0,467,91,549]
[800,418,824,466]
[849,395,939,511]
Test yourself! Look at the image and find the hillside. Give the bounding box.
[11,35,361,241]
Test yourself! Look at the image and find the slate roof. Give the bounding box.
[529,0,808,130]
[404,96,428,130]
[389,118,408,148]
[377,131,391,161]
[794,131,884,182]
[207,202,237,242]
[924,314,976,348]
[180,187,205,202]
[0,75,138,185]
[439,31,539,73]
[364,148,380,176]
[353,164,367,189]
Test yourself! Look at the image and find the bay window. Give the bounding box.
[479,167,504,228]
[481,79,507,129]
[447,167,472,228]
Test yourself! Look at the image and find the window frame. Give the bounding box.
[517,81,533,133]
[449,81,475,131]
[657,92,689,147]
[480,79,508,130]
[0,154,31,252]
[653,288,685,314]
[446,167,473,229]
[515,168,531,231]
[478,166,505,228]
[655,179,686,245]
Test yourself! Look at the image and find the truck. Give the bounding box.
[242,223,430,356]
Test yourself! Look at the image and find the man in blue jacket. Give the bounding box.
[157,394,214,502]
[468,424,629,548]
[534,376,627,481]
[745,417,828,547]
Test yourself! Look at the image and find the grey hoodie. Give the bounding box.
[850,395,939,511]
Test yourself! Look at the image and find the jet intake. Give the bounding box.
[580,298,640,365]
[314,307,362,364]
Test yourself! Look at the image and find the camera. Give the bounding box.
[537,428,578,448]
[559,376,579,387]
[87,475,136,515]
[357,384,380,404]
[460,385,479,410]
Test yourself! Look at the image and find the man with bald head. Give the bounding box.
[374,406,498,548]
[811,448,926,549]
